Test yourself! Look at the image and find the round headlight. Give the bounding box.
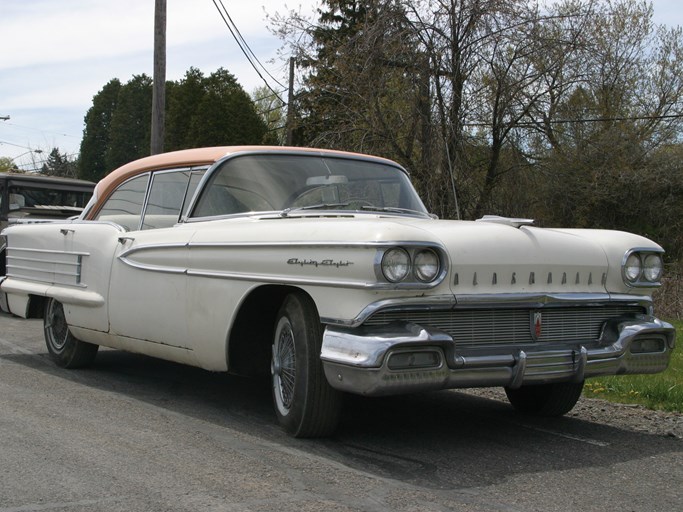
[643,254,663,282]
[382,247,410,283]
[414,249,440,282]
[623,253,642,283]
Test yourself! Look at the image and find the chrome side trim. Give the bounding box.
[6,247,88,287]
[6,247,90,256]
[117,240,449,290]
[187,240,440,250]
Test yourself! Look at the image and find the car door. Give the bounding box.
[102,168,204,349]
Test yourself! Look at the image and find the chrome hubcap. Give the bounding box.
[272,318,296,412]
[45,300,69,352]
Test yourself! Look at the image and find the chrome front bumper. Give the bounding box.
[320,316,676,396]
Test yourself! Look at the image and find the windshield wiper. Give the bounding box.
[280,202,350,217]
[360,205,434,218]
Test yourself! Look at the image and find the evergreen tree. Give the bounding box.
[41,148,75,178]
[105,74,153,171]
[80,68,271,178]
[78,79,121,181]
[166,67,207,151]
[186,68,267,146]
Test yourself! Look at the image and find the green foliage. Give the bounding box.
[185,69,266,147]
[40,148,76,178]
[166,67,206,150]
[78,78,121,181]
[584,321,683,412]
[0,157,17,172]
[79,68,268,182]
[274,0,683,258]
[105,74,153,171]
[252,85,285,145]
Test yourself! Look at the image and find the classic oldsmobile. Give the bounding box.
[0,146,676,437]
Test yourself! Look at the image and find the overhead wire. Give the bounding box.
[210,0,287,104]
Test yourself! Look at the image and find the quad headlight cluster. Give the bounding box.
[622,250,664,287]
[380,246,443,285]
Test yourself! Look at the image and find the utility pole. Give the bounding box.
[285,57,295,146]
[151,0,166,155]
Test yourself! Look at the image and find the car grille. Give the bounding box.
[363,305,645,348]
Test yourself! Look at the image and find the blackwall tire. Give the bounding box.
[44,298,98,368]
[505,381,584,417]
[271,292,342,437]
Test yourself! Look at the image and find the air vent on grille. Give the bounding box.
[363,306,644,347]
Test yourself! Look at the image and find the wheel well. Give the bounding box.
[227,285,315,377]
[27,294,46,318]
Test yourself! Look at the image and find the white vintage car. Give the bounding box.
[0,146,676,437]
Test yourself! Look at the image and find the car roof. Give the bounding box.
[92,146,401,208]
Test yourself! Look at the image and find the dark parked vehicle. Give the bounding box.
[0,172,94,310]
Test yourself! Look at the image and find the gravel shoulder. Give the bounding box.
[464,387,683,439]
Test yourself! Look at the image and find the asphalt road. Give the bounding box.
[1,312,681,512]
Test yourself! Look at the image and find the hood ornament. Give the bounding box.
[476,215,535,228]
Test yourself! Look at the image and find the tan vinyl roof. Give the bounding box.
[87,146,397,219]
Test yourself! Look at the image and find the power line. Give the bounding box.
[0,139,33,150]
[210,0,286,104]
[463,113,683,128]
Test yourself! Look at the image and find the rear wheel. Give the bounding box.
[44,297,98,368]
[505,381,584,417]
[271,292,341,437]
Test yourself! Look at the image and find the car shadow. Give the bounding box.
[4,348,681,490]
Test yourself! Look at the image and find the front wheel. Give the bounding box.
[505,381,584,417]
[271,292,342,437]
[44,297,98,368]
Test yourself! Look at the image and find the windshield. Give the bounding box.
[190,154,428,218]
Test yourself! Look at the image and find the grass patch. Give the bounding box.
[584,320,682,412]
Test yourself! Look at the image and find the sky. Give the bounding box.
[1,0,682,171]
[0,0,316,170]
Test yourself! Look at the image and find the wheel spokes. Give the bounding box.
[274,324,296,409]
[46,300,69,350]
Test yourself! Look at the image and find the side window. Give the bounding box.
[95,174,150,231]
[141,168,206,230]
[181,170,205,216]
[142,171,189,229]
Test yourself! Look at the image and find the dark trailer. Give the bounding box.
[0,172,94,232]
[0,173,94,299]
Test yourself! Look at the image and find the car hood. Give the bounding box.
[189,213,661,296]
[419,219,609,296]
